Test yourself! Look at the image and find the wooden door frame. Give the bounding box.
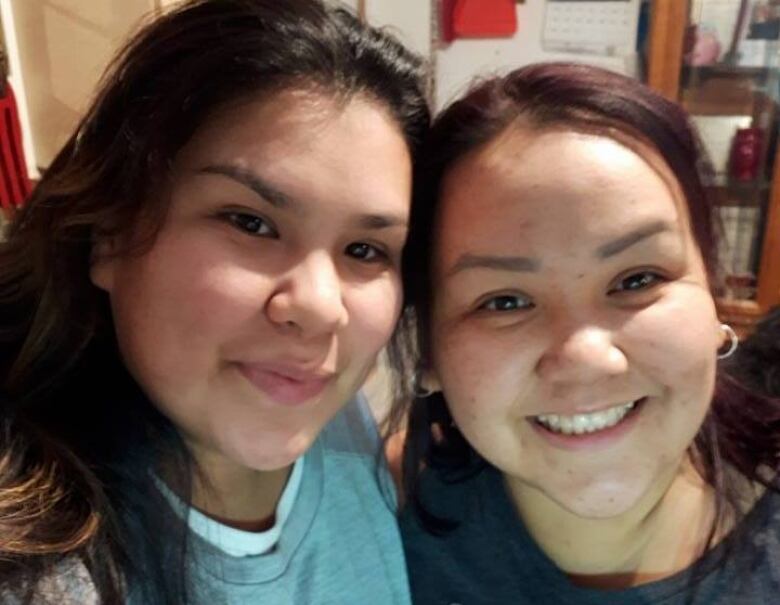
[758,152,780,310]
[646,0,689,100]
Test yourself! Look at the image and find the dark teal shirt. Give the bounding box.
[401,465,780,605]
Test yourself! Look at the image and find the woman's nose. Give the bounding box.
[536,324,628,386]
[265,252,348,338]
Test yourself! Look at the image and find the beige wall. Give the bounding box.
[3,0,643,175]
[366,0,431,60]
[9,0,160,170]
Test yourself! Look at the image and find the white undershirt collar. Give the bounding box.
[154,456,304,557]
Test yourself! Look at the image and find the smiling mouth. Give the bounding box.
[532,397,647,436]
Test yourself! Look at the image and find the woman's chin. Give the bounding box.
[547,479,653,520]
[228,430,315,473]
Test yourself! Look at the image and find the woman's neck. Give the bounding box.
[183,443,293,531]
[505,458,720,588]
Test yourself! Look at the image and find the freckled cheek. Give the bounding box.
[622,293,718,406]
[432,328,520,422]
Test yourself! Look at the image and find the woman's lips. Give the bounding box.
[528,397,647,451]
[237,362,334,406]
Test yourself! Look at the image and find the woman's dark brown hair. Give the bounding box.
[727,306,780,398]
[0,1,429,602]
[392,62,780,551]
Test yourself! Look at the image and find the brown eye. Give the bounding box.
[479,294,534,312]
[345,242,386,263]
[225,212,276,237]
[611,271,663,294]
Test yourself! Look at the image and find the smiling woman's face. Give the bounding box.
[430,127,722,519]
[90,89,412,473]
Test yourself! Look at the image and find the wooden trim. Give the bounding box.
[757,150,780,311]
[646,0,689,100]
[716,298,764,338]
[358,0,367,21]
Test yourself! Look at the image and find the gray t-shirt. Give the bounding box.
[400,465,780,605]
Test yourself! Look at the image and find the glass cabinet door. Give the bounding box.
[645,0,780,333]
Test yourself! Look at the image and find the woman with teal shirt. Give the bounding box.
[0,1,429,602]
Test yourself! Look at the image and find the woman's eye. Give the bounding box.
[345,242,386,263]
[610,271,664,294]
[225,212,276,237]
[479,294,534,312]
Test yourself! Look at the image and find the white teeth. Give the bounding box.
[535,400,637,436]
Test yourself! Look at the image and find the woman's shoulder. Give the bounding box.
[319,393,382,456]
[1,557,98,605]
[733,479,780,553]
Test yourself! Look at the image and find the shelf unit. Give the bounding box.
[647,0,780,335]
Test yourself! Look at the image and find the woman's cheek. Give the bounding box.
[434,324,511,416]
[620,286,719,399]
[353,278,404,351]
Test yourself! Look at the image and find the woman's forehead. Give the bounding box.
[439,126,691,233]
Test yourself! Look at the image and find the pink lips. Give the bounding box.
[237,362,333,406]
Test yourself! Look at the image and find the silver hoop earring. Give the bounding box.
[414,384,436,399]
[717,323,738,360]
[413,370,437,399]
[412,368,436,399]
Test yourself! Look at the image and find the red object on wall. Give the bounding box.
[451,0,517,39]
[0,81,31,214]
[440,0,457,43]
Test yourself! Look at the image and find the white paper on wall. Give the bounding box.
[542,0,641,56]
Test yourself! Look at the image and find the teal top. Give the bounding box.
[170,395,412,604]
[6,396,411,605]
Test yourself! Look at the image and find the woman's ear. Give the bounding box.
[423,370,442,394]
[89,234,120,293]
[415,366,442,398]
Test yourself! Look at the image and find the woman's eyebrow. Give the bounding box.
[198,164,296,209]
[198,164,407,230]
[357,214,408,230]
[447,253,541,277]
[447,220,677,278]
[596,220,674,259]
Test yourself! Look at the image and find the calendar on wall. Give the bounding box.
[542,0,641,56]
